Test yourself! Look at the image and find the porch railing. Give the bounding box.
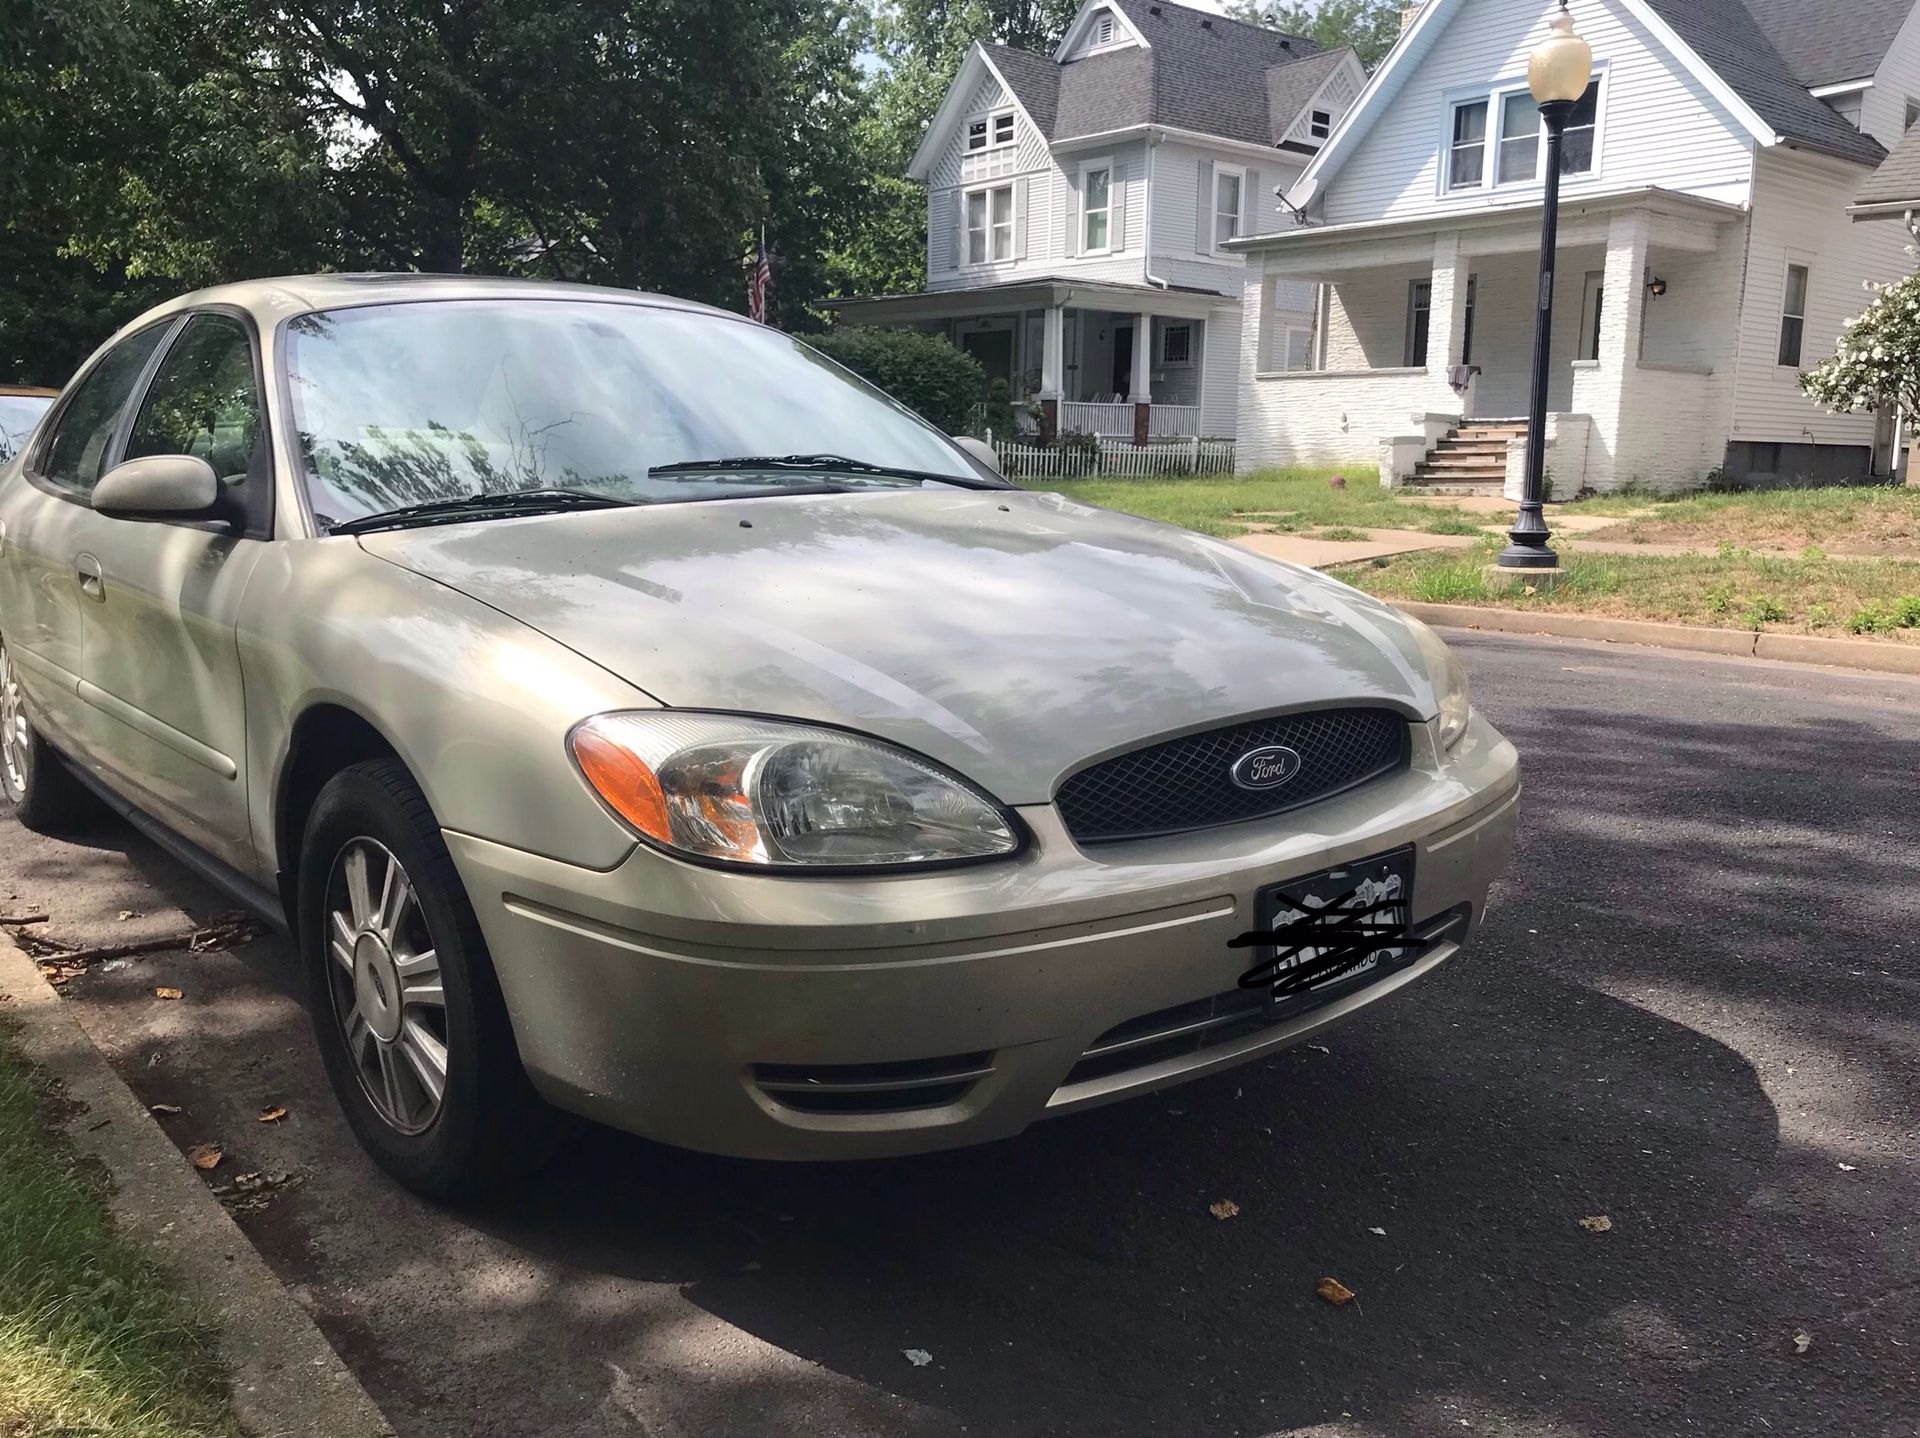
[1147,404,1201,438]
[994,437,1235,480]
[1060,401,1135,437]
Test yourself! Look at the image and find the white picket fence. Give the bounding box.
[992,436,1236,479]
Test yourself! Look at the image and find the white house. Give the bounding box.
[1230,0,1920,492]
[828,0,1366,443]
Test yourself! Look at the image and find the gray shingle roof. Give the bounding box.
[986,0,1340,148]
[1739,0,1911,89]
[1856,120,1920,207]
[1642,0,1886,166]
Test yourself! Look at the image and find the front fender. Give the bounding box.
[237,537,651,876]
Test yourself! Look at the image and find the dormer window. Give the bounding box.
[1309,109,1332,140]
[967,108,1016,153]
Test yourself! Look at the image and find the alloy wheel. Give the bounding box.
[325,838,449,1135]
[0,639,32,803]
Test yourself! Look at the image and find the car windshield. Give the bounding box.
[283,299,991,528]
[0,395,53,462]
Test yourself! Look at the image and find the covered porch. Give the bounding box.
[1233,190,1749,492]
[826,279,1228,442]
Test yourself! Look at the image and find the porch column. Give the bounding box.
[1589,211,1652,490]
[1427,232,1470,373]
[1040,301,1064,443]
[1132,311,1153,444]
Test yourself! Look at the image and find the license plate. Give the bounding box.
[1248,848,1413,1010]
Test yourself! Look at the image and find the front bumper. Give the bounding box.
[447,711,1519,1160]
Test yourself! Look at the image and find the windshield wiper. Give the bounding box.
[327,488,635,537]
[648,453,1002,489]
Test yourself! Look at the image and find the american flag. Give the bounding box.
[747,234,773,323]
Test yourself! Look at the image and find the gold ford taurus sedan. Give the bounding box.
[0,276,1518,1196]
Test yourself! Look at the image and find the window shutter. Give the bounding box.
[952,191,966,269]
[1196,158,1214,251]
[1111,159,1128,252]
[1015,177,1029,261]
[1246,168,1262,236]
[1062,171,1080,258]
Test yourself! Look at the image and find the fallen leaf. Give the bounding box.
[903,1348,933,1367]
[1368,1226,1387,1236]
[153,986,182,1001]
[258,1105,287,1123]
[148,1103,182,1117]
[1578,1214,1613,1233]
[117,910,138,921]
[1306,1043,1332,1055]
[186,1143,224,1171]
[1209,1199,1240,1220]
[1316,1277,1356,1306]
[1793,1330,1812,1355]
[1837,1162,1857,1172]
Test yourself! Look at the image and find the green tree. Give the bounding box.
[809,326,985,431]
[1801,271,1920,428]
[1224,0,1403,65]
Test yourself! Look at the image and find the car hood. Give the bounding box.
[358,489,1439,803]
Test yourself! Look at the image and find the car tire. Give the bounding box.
[298,758,557,1200]
[0,634,98,833]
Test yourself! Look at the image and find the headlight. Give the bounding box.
[569,713,1020,869]
[1402,617,1472,750]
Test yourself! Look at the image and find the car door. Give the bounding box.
[0,322,175,750]
[63,311,270,871]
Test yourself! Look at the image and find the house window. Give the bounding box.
[1778,263,1810,367]
[1908,98,1919,131]
[1275,322,1314,371]
[1560,80,1600,174]
[966,184,1014,264]
[1497,91,1540,183]
[1406,279,1432,366]
[1461,275,1477,365]
[967,109,1014,152]
[1448,100,1488,189]
[1083,165,1112,251]
[1309,108,1332,140]
[1449,76,1600,192]
[1578,272,1605,361]
[1160,323,1193,366]
[1214,166,1244,248]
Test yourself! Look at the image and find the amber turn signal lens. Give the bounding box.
[570,724,673,843]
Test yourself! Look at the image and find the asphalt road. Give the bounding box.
[3,631,1916,1437]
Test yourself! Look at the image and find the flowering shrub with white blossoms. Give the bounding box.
[1801,271,1920,419]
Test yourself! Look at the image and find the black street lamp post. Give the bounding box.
[1498,2,1592,570]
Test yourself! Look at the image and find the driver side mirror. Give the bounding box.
[950,434,1005,479]
[92,454,221,521]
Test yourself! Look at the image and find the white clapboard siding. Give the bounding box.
[1860,3,1920,146]
[1320,0,1755,226]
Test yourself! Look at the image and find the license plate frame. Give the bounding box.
[1249,847,1415,1014]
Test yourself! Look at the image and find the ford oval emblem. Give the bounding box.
[1230,744,1303,791]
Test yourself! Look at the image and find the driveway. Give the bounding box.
[4,633,1915,1437]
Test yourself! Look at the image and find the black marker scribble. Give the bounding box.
[1229,882,1405,996]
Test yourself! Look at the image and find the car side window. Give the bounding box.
[38,325,171,494]
[123,314,271,535]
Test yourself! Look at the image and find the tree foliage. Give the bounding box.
[1801,270,1920,421]
[1224,0,1403,65]
[809,326,985,431]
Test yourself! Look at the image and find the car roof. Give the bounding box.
[136,272,735,331]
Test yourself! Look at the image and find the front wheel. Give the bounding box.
[299,759,555,1199]
[0,634,98,833]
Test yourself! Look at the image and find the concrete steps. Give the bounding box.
[1411,419,1528,489]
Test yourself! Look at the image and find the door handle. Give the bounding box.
[75,553,104,601]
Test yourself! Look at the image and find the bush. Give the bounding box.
[1893,595,1920,628]
[808,326,985,434]
[1741,597,1787,628]
[983,378,1016,442]
[1849,605,1890,634]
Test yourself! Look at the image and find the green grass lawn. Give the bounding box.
[1558,483,1920,554]
[1336,537,1920,641]
[1020,467,1487,539]
[0,1028,240,1438]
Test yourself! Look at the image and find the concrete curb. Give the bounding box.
[1392,602,1920,676]
[0,935,393,1438]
